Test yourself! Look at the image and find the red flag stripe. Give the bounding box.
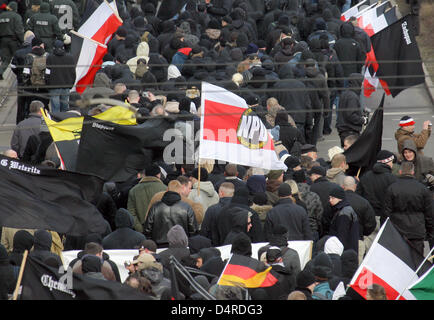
[76,45,107,94]
[350,267,406,300]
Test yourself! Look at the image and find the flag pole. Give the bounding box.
[396,245,434,300]
[12,250,28,300]
[197,159,201,196]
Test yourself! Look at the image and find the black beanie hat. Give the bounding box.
[329,185,345,200]
[145,163,161,177]
[296,269,317,288]
[278,183,292,197]
[313,252,333,279]
[284,155,301,169]
[376,150,395,164]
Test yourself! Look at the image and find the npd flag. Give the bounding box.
[199,82,287,171]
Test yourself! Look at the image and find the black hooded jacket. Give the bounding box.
[222,207,250,245]
[143,191,198,246]
[102,208,146,249]
[334,22,365,77]
[46,44,76,88]
[336,73,364,134]
[28,230,62,267]
[9,230,34,266]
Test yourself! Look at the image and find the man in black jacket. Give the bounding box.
[336,73,366,147]
[102,208,146,249]
[342,176,376,263]
[264,183,313,241]
[356,150,398,251]
[143,190,198,247]
[308,165,340,237]
[384,161,433,256]
[46,40,76,113]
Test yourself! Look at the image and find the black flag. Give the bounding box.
[75,116,171,182]
[369,14,425,97]
[0,155,107,236]
[344,94,384,174]
[20,255,151,300]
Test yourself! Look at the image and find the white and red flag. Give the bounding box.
[77,0,122,45]
[349,218,432,300]
[70,31,108,94]
[199,82,287,171]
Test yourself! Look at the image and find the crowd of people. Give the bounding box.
[0,0,433,301]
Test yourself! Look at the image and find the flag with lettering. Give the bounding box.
[75,116,171,182]
[20,255,150,300]
[199,82,287,171]
[0,155,107,236]
[365,14,425,97]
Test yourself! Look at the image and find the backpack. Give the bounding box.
[30,53,48,86]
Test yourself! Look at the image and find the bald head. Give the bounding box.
[342,176,356,191]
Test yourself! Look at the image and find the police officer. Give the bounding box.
[50,0,80,33]
[27,1,62,52]
[24,0,41,25]
[0,2,24,79]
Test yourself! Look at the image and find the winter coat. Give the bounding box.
[101,208,146,249]
[329,200,360,254]
[10,113,41,158]
[272,64,313,128]
[264,198,314,241]
[344,190,376,239]
[395,126,431,156]
[147,191,204,226]
[334,22,365,76]
[310,177,340,236]
[200,197,231,246]
[28,230,62,268]
[188,181,220,213]
[126,41,150,74]
[384,175,433,240]
[216,195,264,245]
[127,176,167,232]
[401,139,434,183]
[0,245,14,299]
[297,183,324,235]
[144,191,198,246]
[356,162,398,221]
[222,207,250,245]
[46,46,76,88]
[336,73,364,134]
[157,225,191,270]
[326,168,346,185]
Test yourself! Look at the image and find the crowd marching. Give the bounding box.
[0,0,433,301]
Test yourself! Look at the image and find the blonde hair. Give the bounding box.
[167,180,182,193]
[285,179,299,195]
[331,153,346,168]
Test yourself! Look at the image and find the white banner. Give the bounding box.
[62,241,312,283]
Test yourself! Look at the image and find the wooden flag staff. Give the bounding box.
[12,250,28,300]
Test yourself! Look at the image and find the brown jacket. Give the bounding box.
[146,191,204,225]
[395,127,431,156]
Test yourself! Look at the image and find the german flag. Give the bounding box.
[217,254,278,288]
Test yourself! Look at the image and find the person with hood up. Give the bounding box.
[9,230,34,267]
[188,167,220,213]
[336,73,366,147]
[384,161,434,255]
[28,230,62,268]
[395,115,432,157]
[222,207,253,245]
[400,139,434,186]
[328,186,360,254]
[328,249,358,291]
[307,17,337,49]
[333,22,365,81]
[46,40,76,113]
[115,34,139,62]
[144,186,198,247]
[102,208,146,249]
[310,252,334,299]
[157,224,191,274]
[273,63,312,142]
